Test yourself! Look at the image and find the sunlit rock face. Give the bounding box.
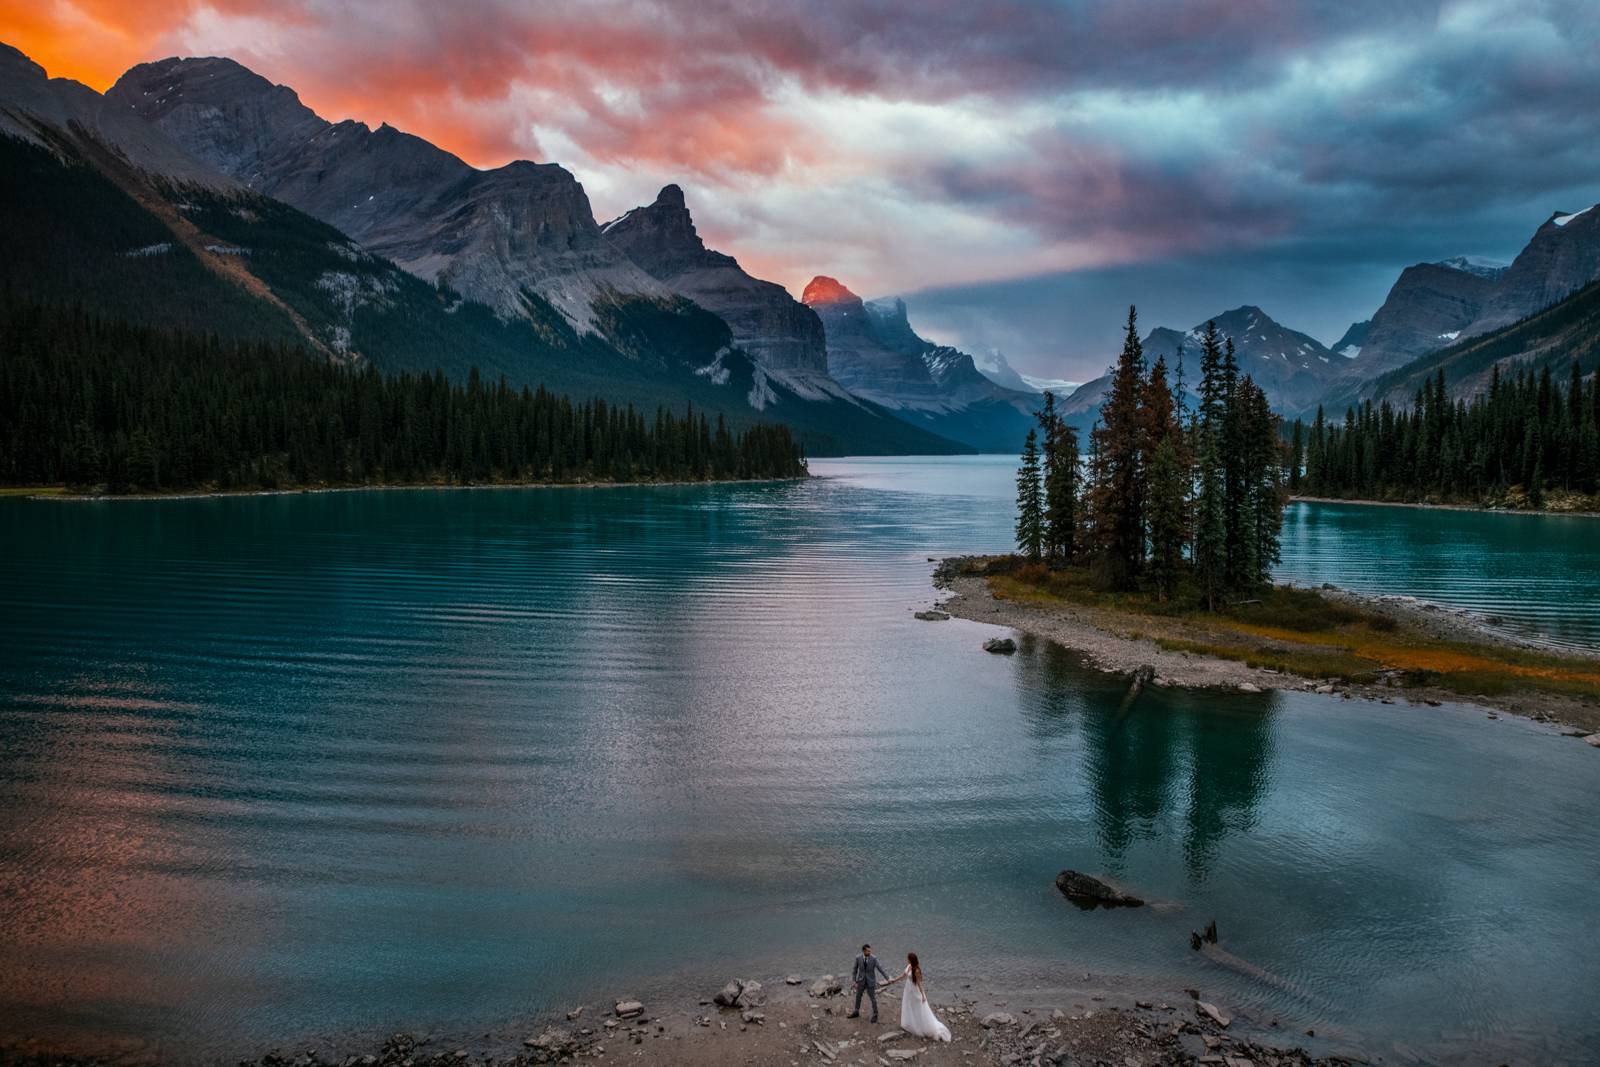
[602,185,831,377]
[108,56,667,332]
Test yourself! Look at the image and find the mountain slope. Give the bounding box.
[1351,261,1499,376]
[802,277,1038,452]
[1463,206,1600,336]
[0,44,967,457]
[1321,277,1600,414]
[107,56,668,333]
[1331,320,1371,359]
[600,184,843,396]
[1061,306,1339,427]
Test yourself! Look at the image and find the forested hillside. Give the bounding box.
[0,300,806,493]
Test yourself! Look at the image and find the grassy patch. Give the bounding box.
[0,485,65,497]
[966,554,1599,705]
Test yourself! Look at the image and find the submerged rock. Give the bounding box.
[983,637,1017,654]
[1583,733,1600,747]
[914,610,951,621]
[1054,869,1144,908]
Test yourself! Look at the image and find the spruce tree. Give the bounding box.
[1015,428,1044,560]
[1037,391,1078,565]
[1191,323,1228,609]
[1088,305,1147,587]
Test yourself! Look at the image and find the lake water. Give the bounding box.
[1,456,1596,1065]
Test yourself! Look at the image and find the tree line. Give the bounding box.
[0,299,807,493]
[1291,362,1600,506]
[1016,307,1286,607]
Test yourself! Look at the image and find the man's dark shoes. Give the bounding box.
[870,1016,878,1023]
[846,1012,859,1019]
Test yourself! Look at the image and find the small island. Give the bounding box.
[937,310,1600,733]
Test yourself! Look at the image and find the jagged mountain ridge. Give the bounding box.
[802,277,1039,452]
[1061,306,1342,427]
[1351,262,1500,377]
[1463,206,1600,336]
[600,184,856,404]
[1320,276,1600,416]
[107,56,668,333]
[0,42,970,457]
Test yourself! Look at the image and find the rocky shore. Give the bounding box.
[931,557,1600,735]
[0,976,1375,1067]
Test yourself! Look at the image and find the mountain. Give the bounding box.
[969,349,1037,393]
[600,184,850,400]
[1060,306,1340,426]
[0,43,966,457]
[107,56,669,333]
[801,277,1040,452]
[1331,320,1371,359]
[1351,261,1499,376]
[1434,255,1508,280]
[1324,276,1600,414]
[1322,204,1600,413]
[1462,206,1600,336]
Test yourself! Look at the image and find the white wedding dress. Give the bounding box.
[896,966,952,1041]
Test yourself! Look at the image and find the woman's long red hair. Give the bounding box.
[907,952,922,986]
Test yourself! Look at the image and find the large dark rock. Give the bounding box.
[1054,869,1144,908]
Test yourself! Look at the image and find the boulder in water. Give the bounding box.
[1054,869,1144,908]
[983,637,1017,654]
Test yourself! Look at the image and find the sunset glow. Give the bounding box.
[4,0,1596,377]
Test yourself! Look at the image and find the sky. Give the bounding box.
[5,0,1598,381]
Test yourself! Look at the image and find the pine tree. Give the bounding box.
[1145,435,1186,601]
[1191,322,1228,610]
[1036,391,1078,565]
[1015,428,1044,560]
[1087,305,1147,588]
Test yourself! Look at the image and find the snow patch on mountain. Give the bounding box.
[1021,375,1082,394]
[1434,255,1508,279]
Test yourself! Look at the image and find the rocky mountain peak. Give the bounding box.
[0,42,47,81]
[802,276,861,307]
[601,186,831,378]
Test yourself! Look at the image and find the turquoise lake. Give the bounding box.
[1,456,1596,1064]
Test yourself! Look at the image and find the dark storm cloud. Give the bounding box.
[8,0,1597,377]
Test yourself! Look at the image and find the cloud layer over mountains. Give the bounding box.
[6,0,1599,377]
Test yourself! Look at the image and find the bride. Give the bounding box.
[882,952,951,1041]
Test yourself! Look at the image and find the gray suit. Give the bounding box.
[851,952,891,1019]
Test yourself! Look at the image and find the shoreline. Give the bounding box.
[1288,494,1600,519]
[932,557,1600,734]
[0,970,1374,1067]
[5,475,809,503]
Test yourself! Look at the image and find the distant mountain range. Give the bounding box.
[801,277,1039,452]
[3,38,1597,453]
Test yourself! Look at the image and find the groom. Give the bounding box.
[848,942,891,1022]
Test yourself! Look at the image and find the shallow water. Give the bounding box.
[1,457,1595,1064]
